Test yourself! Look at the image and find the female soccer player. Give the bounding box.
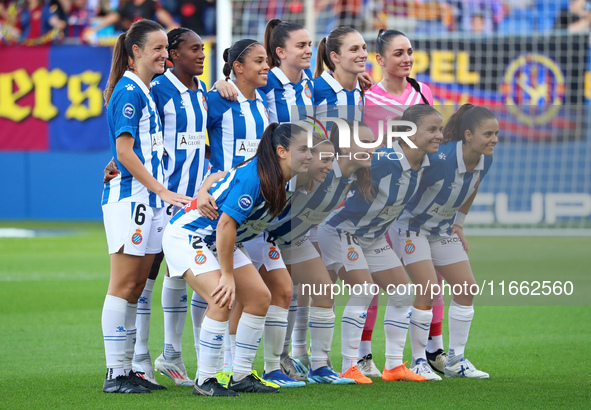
[100,19,192,394]
[390,104,498,380]
[162,123,312,396]
[358,29,436,378]
[318,106,443,384]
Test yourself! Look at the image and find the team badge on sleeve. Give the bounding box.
[347,247,359,261]
[195,250,207,265]
[123,103,135,119]
[404,239,415,254]
[268,246,280,260]
[238,195,253,211]
[131,229,143,245]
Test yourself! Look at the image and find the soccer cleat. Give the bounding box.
[251,370,280,388]
[294,353,311,371]
[280,355,308,382]
[154,354,194,386]
[410,359,442,381]
[308,366,356,384]
[103,375,151,393]
[444,358,489,379]
[426,349,447,374]
[192,377,240,397]
[262,369,306,388]
[357,354,382,378]
[216,371,231,388]
[128,370,167,390]
[227,373,280,393]
[340,365,372,384]
[132,359,162,386]
[383,362,428,382]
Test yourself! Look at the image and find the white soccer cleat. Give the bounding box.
[357,354,382,378]
[280,355,308,382]
[426,348,447,374]
[444,358,489,379]
[132,359,164,387]
[410,359,442,381]
[154,354,194,386]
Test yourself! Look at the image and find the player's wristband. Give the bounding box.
[454,212,467,227]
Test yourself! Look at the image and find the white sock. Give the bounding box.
[102,295,128,378]
[264,305,288,373]
[190,291,207,364]
[358,341,372,359]
[384,296,412,370]
[282,287,299,358]
[341,293,373,372]
[134,278,154,357]
[308,307,335,370]
[292,306,309,358]
[427,335,444,353]
[197,316,228,385]
[124,303,138,372]
[448,300,474,365]
[224,331,236,371]
[162,276,187,361]
[233,313,265,381]
[409,307,433,366]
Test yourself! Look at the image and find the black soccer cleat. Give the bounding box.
[426,349,447,374]
[128,370,167,390]
[193,378,240,397]
[227,374,280,393]
[103,375,151,393]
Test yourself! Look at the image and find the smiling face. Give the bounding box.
[411,113,443,154]
[277,28,313,71]
[331,32,368,75]
[284,131,313,176]
[465,118,499,156]
[308,142,335,183]
[377,35,413,79]
[134,29,169,76]
[171,31,205,77]
[235,44,269,88]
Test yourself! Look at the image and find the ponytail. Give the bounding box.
[443,104,496,143]
[104,33,128,105]
[314,26,359,79]
[264,18,306,69]
[406,77,430,105]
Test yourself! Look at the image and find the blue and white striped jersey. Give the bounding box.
[207,80,269,173]
[151,70,208,198]
[259,67,315,123]
[313,71,364,124]
[102,71,164,208]
[169,158,288,247]
[325,141,429,239]
[396,141,493,236]
[265,160,357,248]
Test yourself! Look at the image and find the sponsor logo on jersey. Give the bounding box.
[123,103,135,119]
[195,250,207,265]
[347,246,359,261]
[125,84,135,91]
[238,195,253,211]
[268,246,280,260]
[438,153,447,160]
[427,203,459,220]
[404,239,415,254]
[131,229,143,245]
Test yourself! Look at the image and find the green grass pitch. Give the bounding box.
[0,221,589,409]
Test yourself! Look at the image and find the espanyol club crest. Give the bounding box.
[404,239,415,255]
[195,250,207,265]
[263,106,269,119]
[358,96,363,111]
[474,176,481,189]
[131,229,143,245]
[304,83,312,99]
[347,246,359,261]
[268,246,280,260]
[202,95,208,111]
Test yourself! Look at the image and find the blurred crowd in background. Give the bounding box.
[0,0,588,46]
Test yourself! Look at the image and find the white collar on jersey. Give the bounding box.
[271,66,310,85]
[320,70,361,93]
[228,79,263,103]
[456,140,484,174]
[331,159,358,181]
[164,69,204,94]
[393,140,430,171]
[124,71,150,96]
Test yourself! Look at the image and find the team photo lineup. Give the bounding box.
[96,15,507,397]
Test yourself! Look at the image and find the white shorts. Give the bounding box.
[307,226,319,243]
[102,202,165,256]
[242,233,286,272]
[317,223,402,274]
[162,225,252,278]
[281,235,320,265]
[163,204,181,225]
[389,227,468,267]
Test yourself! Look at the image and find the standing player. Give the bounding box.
[390,104,498,380]
[162,123,312,396]
[358,29,437,378]
[100,19,191,394]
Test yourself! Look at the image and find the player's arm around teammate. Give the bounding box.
[100,19,191,394]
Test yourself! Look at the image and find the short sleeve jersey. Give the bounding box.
[313,70,364,124]
[259,67,315,123]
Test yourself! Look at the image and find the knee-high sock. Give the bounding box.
[292,306,309,358]
[233,313,265,381]
[102,295,128,379]
[264,305,288,373]
[162,276,187,361]
[341,293,373,372]
[428,271,445,353]
[197,316,228,385]
[125,303,138,372]
[309,307,335,370]
[282,286,299,358]
[359,294,379,358]
[134,278,155,358]
[447,300,474,365]
[384,289,412,370]
[409,307,433,365]
[190,291,207,364]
